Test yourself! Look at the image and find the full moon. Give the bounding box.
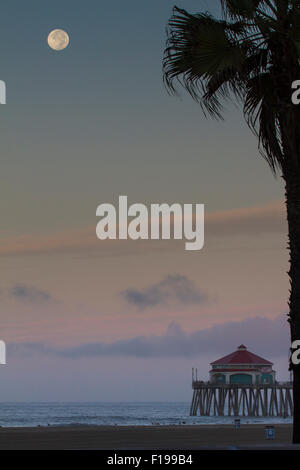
[47,29,69,51]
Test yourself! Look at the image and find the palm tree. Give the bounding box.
[163,0,300,442]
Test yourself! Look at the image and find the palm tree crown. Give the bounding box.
[163,0,300,173]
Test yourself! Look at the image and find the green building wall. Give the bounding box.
[230,374,252,385]
[260,373,273,384]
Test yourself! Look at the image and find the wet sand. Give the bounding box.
[0,424,295,450]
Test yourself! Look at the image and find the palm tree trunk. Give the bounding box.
[283,162,300,444]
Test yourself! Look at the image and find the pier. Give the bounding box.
[190,381,293,417]
[190,345,293,417]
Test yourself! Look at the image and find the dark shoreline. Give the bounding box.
[0,424,294,450]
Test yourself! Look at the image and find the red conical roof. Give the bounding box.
[211,345,273,366]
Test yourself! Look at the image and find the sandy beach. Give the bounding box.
[0,424,295,450]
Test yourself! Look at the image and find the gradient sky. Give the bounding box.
[0,0,291,401]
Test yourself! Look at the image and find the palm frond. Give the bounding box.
[163,8,247,101]
[163,1,300,173]
[221,0,262,18]
[244,72,284,172]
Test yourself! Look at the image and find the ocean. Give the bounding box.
[0,402,293,427]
